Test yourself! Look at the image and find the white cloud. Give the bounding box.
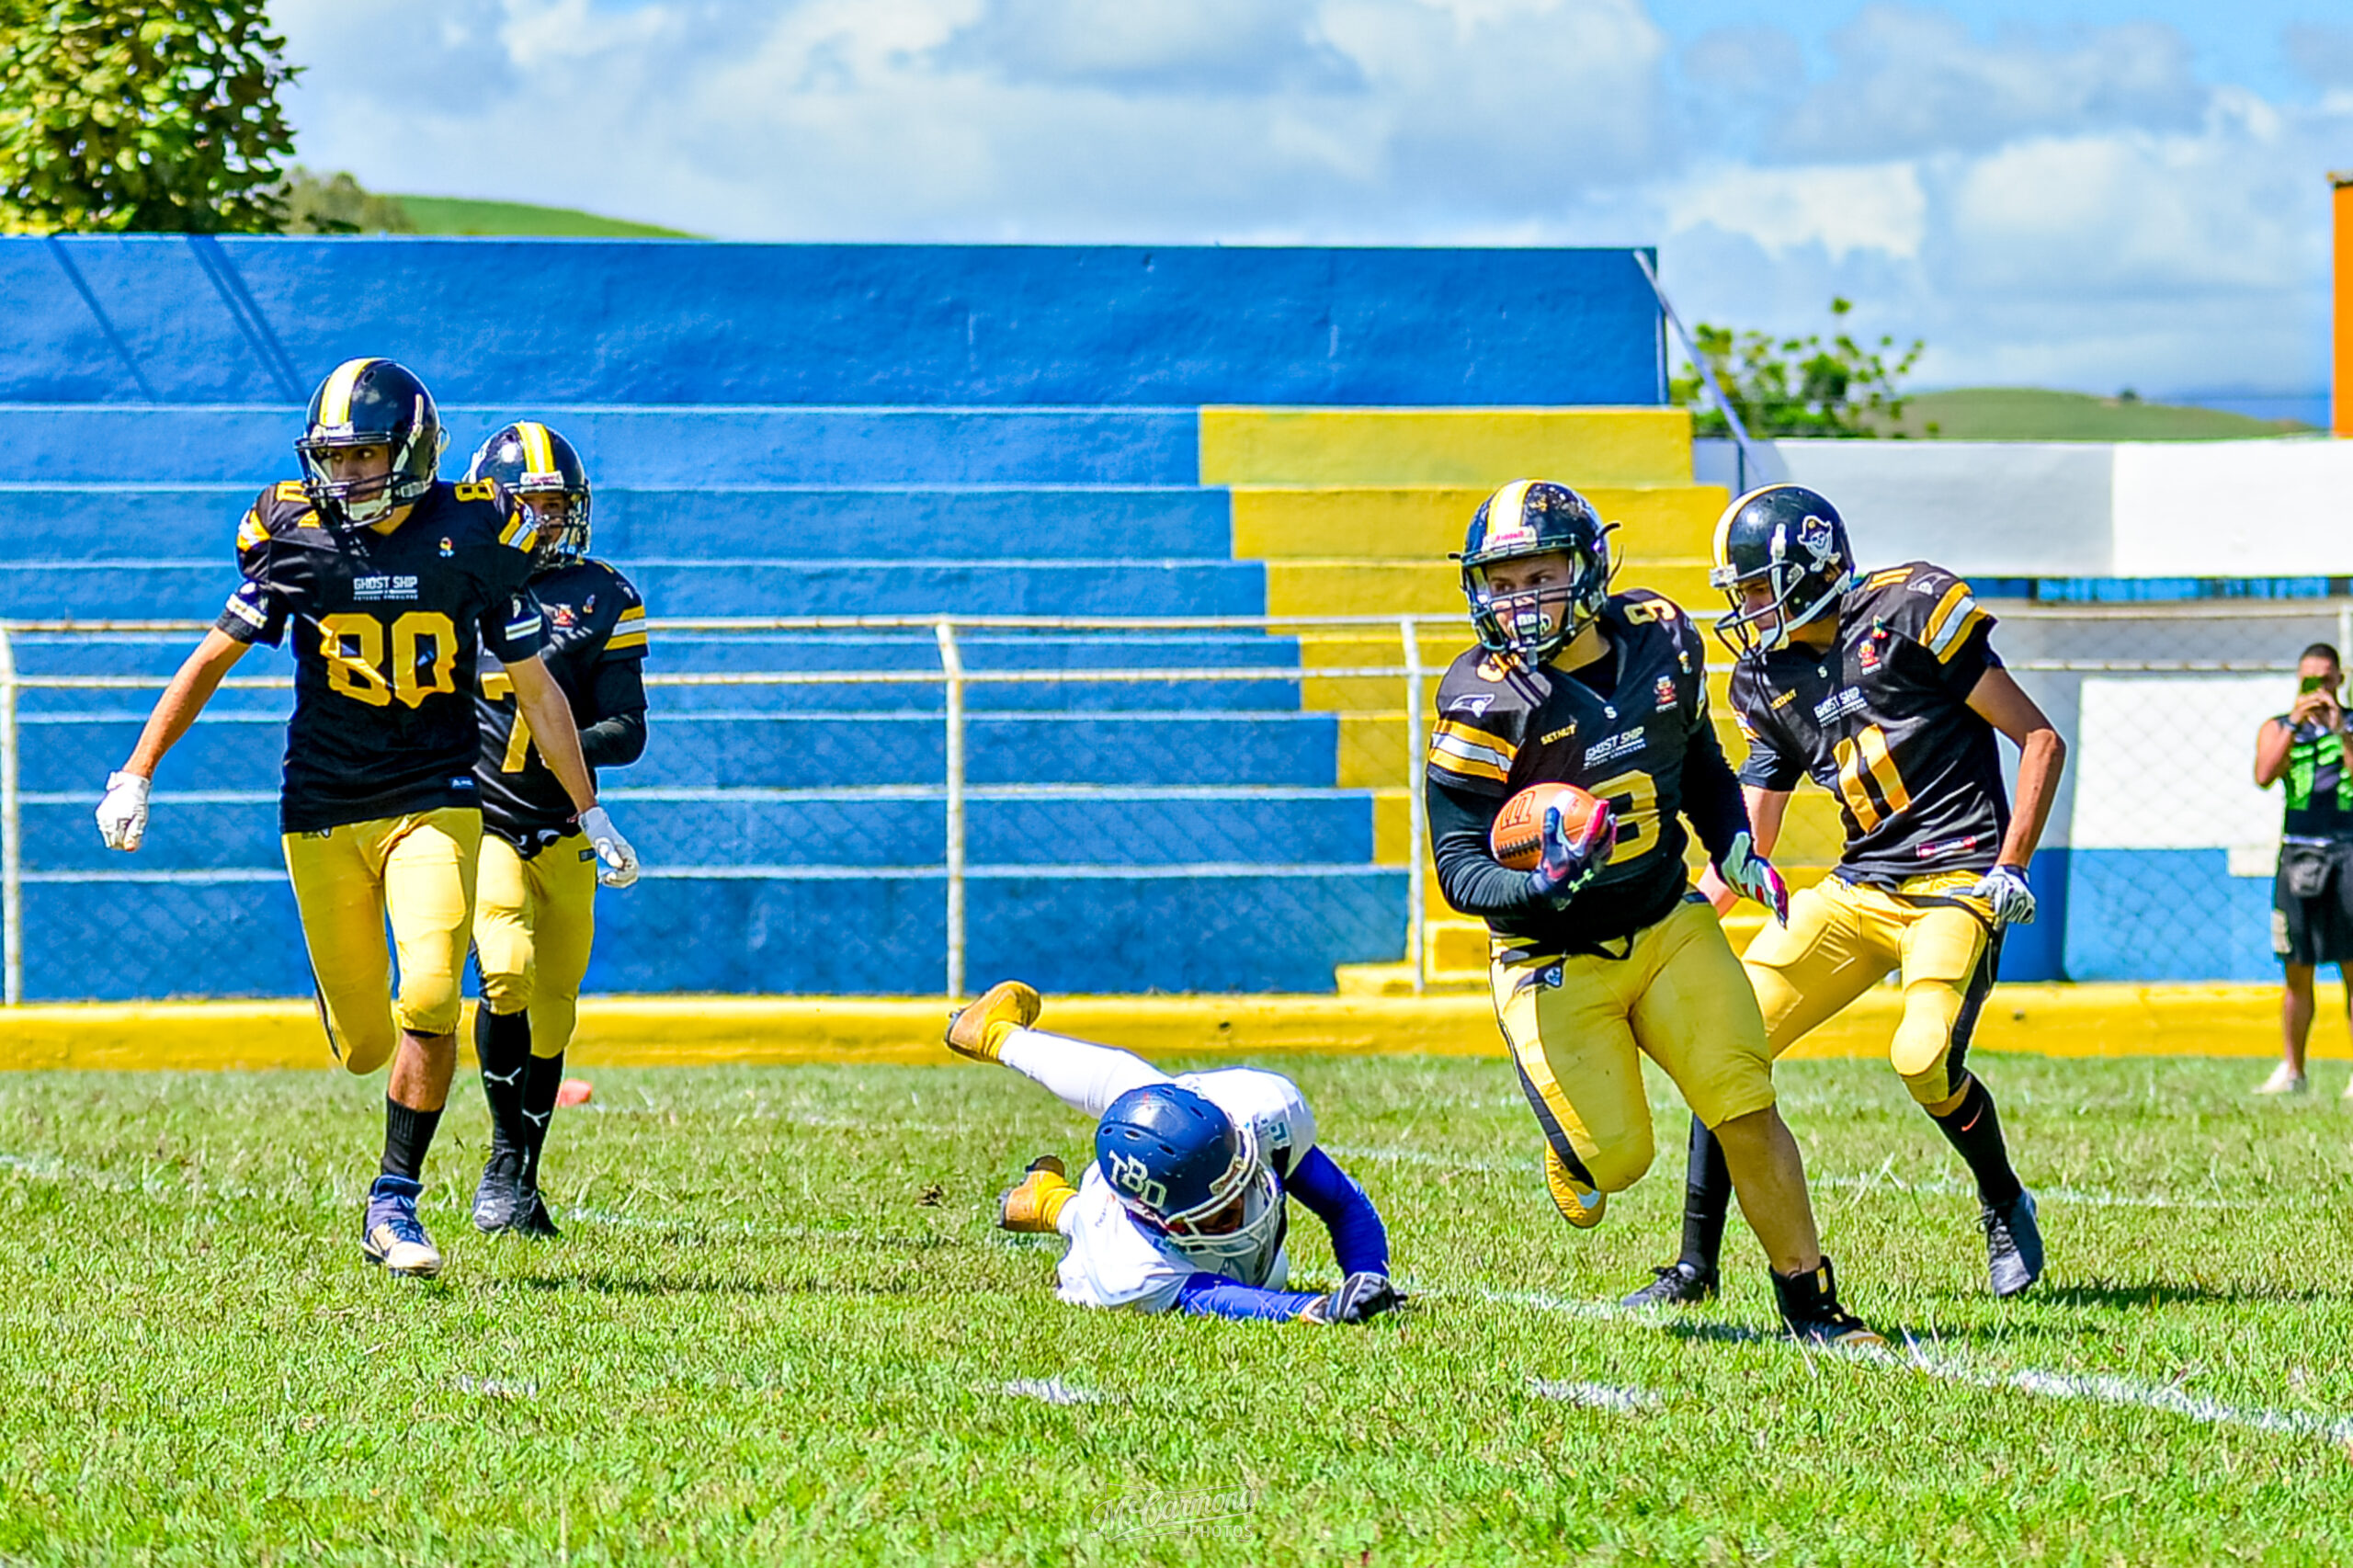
[271,0,2347,399]
[1775,6,2203,161]
[1665,160,1927,263]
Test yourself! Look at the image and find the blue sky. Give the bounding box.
[276,1,2353,410]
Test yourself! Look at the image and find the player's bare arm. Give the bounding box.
[1964,666,2066,871]
[96,629,253,850]
[1698,783,1792,913]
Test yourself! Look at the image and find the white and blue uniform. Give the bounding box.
[996,1031,1389,1320]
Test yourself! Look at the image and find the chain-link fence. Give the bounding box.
[1995,600,2353,984]
[0,615,1473,1004]
[5,601,2334,1001]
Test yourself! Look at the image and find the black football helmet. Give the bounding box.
[1709,483,1855,658]
[1455,479,1614,664]
[467,421,592,571]
[295,358,445,530]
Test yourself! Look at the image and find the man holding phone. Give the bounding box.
[2253,642,2353,1096]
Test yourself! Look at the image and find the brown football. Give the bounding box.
[1489,782,1608,871]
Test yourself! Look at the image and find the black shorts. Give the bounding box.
[2272,841,2353,966]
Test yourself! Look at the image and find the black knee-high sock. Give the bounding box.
[1678,1114,1733,1276]
[476,1006,533,1158]
[1928,1074,2023,1207]
[518,1048,565,1188]
[381,1097,443,1182]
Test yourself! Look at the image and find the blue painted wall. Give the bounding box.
[3,237,1665,408]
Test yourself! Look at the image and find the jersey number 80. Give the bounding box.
[320,611,459,710]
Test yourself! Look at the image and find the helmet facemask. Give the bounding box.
[517,487,592,573]
[1710,521,1847,660]
[1465,543,1611,665]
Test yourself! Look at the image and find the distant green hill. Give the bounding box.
[1881,387,2312,441]
[389,196,696,239]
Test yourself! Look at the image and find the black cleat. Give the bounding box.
[472,1147,526,1234]
[511,1185,562,1240]
[1981,1189,2042,1299]
[1770,1256,1885,1349]
[1620,1261,1720,1309]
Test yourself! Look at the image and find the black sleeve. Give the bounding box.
[577,652,647,767]
[1681,717,1747,865]
[1427,775,1551,918]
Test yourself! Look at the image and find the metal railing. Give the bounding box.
[0,613,1460,1005]
[9,597,2346,1002]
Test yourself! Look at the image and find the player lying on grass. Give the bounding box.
[1426,479,1881,1347]
[1621,484,2063,1311]
[946,981,1399,1324]
[463,423,650,1241]
[94,359,639,1281]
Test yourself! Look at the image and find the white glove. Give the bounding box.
[578,804,639,889]
[96,771,152,851]
[1970,864,2037,928]
[1717,831,1790,926]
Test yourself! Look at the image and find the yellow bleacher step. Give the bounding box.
[1203,407,1694,488]
[1233,484,1729,562]
[1266,560,1719,621]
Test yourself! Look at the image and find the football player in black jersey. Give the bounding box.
[462,422,649,1239]
[1426,479,1880,1347]
[1623,483,2065,1311]
[93,358,641,1280]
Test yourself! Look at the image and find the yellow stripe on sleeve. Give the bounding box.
[1865,566,1912,589]
[1429,718,1517,784]
[1931,606,1988,663]
[235,510,269,553]
[605,631,648,652]
[617,604,646,623]
[1922,580,1979,656]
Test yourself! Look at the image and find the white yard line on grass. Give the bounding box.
[1526,1378,1661,1412]
[997,1377,1104,1406]
[1445,1284,2353,1448]
[1894,1338,2353,1446]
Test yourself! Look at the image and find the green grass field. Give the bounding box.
[1881,388,2313,441]
[390,197,696,239]
[3,1051,2350,1566]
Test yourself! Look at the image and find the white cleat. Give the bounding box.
[2254,1063,2308,1096]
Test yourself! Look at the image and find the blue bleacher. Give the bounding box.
[0,404,1400,995]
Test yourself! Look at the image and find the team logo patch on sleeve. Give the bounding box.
[1654,675,1678,710]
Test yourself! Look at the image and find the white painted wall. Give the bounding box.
[1695,436,2353,580]
[2110,440,2353,577]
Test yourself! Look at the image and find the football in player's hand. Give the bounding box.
[1490,782,1606,870]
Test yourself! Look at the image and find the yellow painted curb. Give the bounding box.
[0,986,2339,1071]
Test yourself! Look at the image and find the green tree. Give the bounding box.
[0,0,300,233]
[1671,299,1928,439]
[278,167,415,235]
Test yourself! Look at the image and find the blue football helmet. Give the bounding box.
[1095,1084,1281,1265]
[1708,483,1855,658]
[1455,479,1614,664]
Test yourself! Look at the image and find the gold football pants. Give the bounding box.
[283,808,483,1076]
[1490,895,1778,1196]
[472,832,599,1059]
[1741,871,1995,1105]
